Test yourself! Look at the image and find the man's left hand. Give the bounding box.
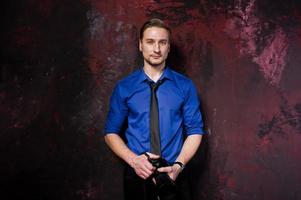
[157,164,182,181]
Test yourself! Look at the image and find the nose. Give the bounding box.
[153,42,160,53]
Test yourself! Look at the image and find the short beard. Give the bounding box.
[144,57,166,68]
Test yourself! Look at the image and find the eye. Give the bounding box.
[146,40,154,44]
[160,40,167,45]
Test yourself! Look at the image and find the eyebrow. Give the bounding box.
[144,38,168,42]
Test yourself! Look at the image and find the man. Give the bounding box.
[104,18,205,200]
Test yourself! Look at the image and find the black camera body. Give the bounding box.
[146,155,176,190]
[148,156,169,169]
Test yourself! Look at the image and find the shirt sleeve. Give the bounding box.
[104,83,128,135]
[182,80,205,135]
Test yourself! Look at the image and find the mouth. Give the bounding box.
[151,55,162,59]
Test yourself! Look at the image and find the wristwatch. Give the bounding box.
[173,161,185,171]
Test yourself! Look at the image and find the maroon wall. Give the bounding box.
[1,0,301,200]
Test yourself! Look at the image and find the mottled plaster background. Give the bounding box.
[1,0,301,200]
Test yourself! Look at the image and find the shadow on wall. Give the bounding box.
[167,43,187,75]
[188,134,209,200]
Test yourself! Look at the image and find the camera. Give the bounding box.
[143,153,176,190]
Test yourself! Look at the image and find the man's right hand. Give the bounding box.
[130,152,160,179]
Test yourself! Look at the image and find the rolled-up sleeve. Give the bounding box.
[104,84,128,134]
[182,80,205,135]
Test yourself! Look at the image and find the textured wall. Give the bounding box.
[1,0,301,200]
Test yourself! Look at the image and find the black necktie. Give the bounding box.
[149,80,163,155]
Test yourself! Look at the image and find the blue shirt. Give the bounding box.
[104,67,205,163]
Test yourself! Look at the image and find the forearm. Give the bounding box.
[175,134,203,165]
[104,133,137,167]
[157,134,203,180]
[105,133,157,179]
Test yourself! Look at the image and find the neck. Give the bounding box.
[143,62,165,82]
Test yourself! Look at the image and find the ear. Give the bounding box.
[139,39,142,52]
[167,43,170,53]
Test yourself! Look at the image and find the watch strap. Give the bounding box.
[173,161,185,171]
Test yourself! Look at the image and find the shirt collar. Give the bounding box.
[138,66,174,83]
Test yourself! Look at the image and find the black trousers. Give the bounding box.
[123,164,191,200]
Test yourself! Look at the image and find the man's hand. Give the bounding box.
[130,152,159,179]
[157,164,182,181]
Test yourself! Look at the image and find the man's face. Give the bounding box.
[139,27,170,67]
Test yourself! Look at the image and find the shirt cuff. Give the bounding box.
[186,128,206,135]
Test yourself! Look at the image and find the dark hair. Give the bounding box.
[139,18,172,41]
